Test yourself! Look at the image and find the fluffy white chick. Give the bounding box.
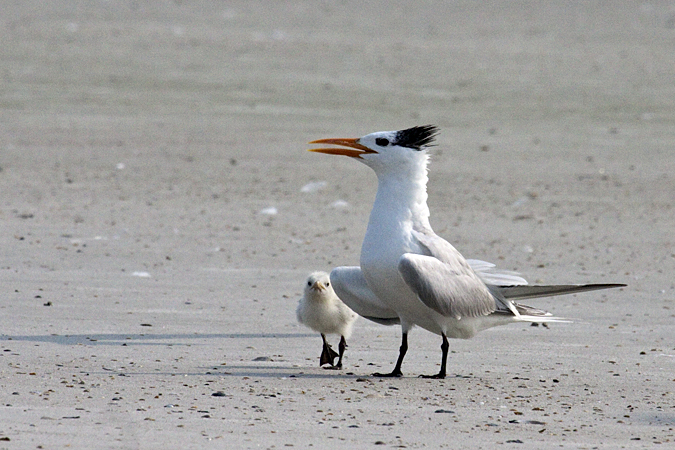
[297,271,358,369]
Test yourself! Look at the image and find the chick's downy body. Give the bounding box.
[297,271,358,368]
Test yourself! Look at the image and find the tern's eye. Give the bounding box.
[325,282,330,287]
[375,138,390,147]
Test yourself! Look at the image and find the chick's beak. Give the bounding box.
[311,281,327,292]
[308,137,377,159]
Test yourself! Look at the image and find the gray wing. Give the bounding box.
[330,266,400,325]
[409,229,625,317]
[398,254,497,320]
[407,229,524,317]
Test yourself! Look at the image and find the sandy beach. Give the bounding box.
[1,1,673,448]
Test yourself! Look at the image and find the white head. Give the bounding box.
[304,271,333,300]
[308,125,439,177]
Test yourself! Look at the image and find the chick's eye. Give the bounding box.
[325,282,330,287]
[375,137,389,146]
[307,281,312,286]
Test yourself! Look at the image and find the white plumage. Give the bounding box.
[297,271,358,369]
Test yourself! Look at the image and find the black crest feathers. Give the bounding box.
[394,125,439,150]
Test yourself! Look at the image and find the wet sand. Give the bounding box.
[1,1,673,448]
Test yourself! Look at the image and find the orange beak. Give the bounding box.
[308,138,377,159]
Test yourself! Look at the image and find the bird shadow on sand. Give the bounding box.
[87,365,463,380]
[2,333,478,380]
[1,332,314,346]
[204,364,392,380]
[76,364,372,380]
[192,364,477,380]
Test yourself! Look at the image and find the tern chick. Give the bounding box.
[297,271,358,369]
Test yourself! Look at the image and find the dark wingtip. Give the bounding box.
[394,125,439,150]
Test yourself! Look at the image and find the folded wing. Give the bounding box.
[398,254,497,320]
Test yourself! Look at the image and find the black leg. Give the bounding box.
[420,333,449,379]
[334,335,348,369]
[319,333,338,367]
[373,332,408,377]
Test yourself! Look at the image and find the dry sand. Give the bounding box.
[1,1,673,448]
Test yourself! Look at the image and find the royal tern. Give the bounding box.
[309,125,625,378]
[297,272,358,369]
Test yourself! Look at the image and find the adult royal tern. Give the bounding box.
[297,272,358,369]
[309,125,625,378]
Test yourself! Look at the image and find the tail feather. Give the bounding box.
[514,314,571,324]
[493,302,570,323]
[513,302,552,317]
[499,283,625,300]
